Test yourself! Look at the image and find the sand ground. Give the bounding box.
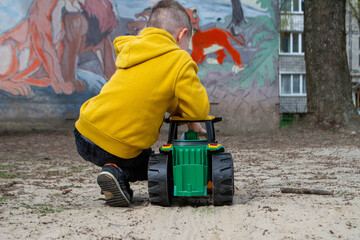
[0,121,359,240]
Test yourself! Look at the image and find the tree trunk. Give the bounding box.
[304,0,360,131]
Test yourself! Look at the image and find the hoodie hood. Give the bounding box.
[113,28,181,69]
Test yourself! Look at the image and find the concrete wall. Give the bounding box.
[0,0,279,132]
[279,55,306,113]
[279,96,307,113]
[279,56,305,73]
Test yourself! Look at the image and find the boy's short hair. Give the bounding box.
[147,0,192,38]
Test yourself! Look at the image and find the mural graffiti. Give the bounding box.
[0,0,73,96]
[60,0,117,93]
[126,8,152,36]
[0,0,116,96]
[0,0,279,130]
[191,27,246,68]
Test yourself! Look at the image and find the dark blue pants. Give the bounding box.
[74,128,151,182]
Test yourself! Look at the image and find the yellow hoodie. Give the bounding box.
[75,28,209,159]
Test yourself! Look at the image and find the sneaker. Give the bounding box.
[97,164,131,207]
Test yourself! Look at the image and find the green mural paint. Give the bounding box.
[229,0,279,88]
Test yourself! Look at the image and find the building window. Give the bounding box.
[280,32,304,54]
[301,0,304,12]
[280,0,304,13]
[280,0,291,12]
[280,74,306,96]
[302,75,306,94]
[280,32,290,53]
[293,33,299,52]
[281,74,291,94]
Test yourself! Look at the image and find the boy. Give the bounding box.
[74,0,209,207]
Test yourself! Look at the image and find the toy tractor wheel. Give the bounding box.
[212,152,234,206]
[148,153,173,206]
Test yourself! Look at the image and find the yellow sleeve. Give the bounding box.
[173,59,210,120]
[167,98,179,115]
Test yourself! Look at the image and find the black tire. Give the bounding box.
[212,152,234,206]
[148,153,173,206]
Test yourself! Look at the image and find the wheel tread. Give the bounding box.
[147,153,172,206]
[212,152,234,206]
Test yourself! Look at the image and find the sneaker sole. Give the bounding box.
[97,172,130,207]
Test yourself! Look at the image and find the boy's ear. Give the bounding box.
[177,28,188,44]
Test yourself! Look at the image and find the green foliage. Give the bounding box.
[348,0,360,27]
[256,0,276,20]
[280,113,294,128]
[229,14,279,88]
[192,206,216,214]
[0,164,16,169]
[198,0,279,89]
[38,206,62,214]
[230,39,278,88]
[23,203,63,214]
[0,171,16,179]
[0,196,8,202]
[347,0,360,16]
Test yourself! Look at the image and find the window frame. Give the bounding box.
[279,73,307,96]
[280,0,304,13]
[279,32,304,55]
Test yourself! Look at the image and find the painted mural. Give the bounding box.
[0,0,279,131]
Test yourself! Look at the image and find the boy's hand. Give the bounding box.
[187,122,206,133]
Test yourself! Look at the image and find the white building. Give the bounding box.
[347,0,360,114]
[279,0,360,115]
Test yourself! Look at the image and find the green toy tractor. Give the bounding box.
[148,116,234,206]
